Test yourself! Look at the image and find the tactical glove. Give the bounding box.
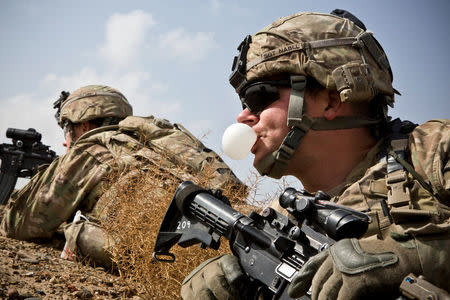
[180,254,245,300]
[288,237,423,300]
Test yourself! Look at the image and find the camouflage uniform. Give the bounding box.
[271,119,450,294]
[1,86,243,267]
[181,11,449,299]
[1,115,241,239]
[244,12,449,297]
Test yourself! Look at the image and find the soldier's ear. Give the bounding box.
[324,91,342,120]
[81,122,90,132]
[81,121,98,133]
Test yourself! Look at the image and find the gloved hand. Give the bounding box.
[181,254,245,300]
[288,237,422,300]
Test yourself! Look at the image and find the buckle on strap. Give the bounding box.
[387,169,411,207]
[385,119,413,208]
[386,149,411,208]
[275,126,308,163]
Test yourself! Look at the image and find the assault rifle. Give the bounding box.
[0,128,57,205]
[153,181,370,300]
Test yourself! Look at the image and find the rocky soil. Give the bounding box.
[0,206,142,300]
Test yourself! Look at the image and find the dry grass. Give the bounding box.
[96,156,265,299]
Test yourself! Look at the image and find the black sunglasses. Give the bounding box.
[239,79,291,114]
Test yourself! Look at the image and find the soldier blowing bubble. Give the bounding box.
[180,9,450,300]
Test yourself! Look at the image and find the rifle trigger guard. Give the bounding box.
[152,251,176,263]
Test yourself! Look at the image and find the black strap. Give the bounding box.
[389,150,437,199]
[385,119,438,201]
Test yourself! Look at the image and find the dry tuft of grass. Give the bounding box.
[96,157,261,299]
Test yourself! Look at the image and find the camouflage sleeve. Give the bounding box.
[0,144,113,240]
[398,120,450,289]
[158,125,245,190]
[119,116,245,190]
[410,119,450,206]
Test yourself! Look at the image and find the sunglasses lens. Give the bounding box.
[240,83,280,114]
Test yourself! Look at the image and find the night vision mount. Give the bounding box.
[229,35,252,94]
[53,90,70,124]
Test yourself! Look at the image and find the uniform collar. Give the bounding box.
[326,138,385,197]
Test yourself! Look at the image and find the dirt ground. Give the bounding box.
[0,205,142,300]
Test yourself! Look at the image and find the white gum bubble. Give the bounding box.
[222,123,257,160]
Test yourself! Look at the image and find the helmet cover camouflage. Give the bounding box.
[239,12,395,104]
[58,85,133,127]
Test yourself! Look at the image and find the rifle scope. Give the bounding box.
[279,187,369,240]
[6,128,42,143]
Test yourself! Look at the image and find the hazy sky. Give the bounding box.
[1,0,449,198]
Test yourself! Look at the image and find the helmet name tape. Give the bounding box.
[246,37,357,71]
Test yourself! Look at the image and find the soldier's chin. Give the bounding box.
[252,158,258,167]
[252,152,266,167]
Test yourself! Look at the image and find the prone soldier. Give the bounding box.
[0,84,244,268]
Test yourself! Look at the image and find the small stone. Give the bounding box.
[20,292,35,299]
[22,258,39,264]
[24,271,34,277]
[7,287,19,299]
[67,284,77,293]
[49,276,57,283]
[74,288,93,299]
[16,250,32,259]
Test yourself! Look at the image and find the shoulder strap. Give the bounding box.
[385,119,439,209]
[385,119,412,208]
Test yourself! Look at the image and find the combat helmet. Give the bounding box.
[54,85,133,128]
[229,10,397,179]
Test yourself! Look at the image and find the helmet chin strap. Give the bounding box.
[255,75,381,179]
[255,75,309,179]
